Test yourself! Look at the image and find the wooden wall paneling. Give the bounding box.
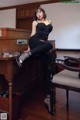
[16,18,33,30]
[16,8,31,19]
[16,6,39,30]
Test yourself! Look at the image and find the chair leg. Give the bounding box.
[78,72,80,79]
[66,89,69,109]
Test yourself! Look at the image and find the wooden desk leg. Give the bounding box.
[8,82,13,120]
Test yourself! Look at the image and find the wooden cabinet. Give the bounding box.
[17,8,30,19]
[16,5,39,30]
[0,27,44,120]
[16,7,37,19]
[16,18,32,30]
[0,28,31,52]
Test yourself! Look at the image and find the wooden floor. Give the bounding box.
[18,87,80,120]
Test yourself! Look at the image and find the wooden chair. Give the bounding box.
[50,56,80,115]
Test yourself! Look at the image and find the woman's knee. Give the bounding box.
[46,42,53,49]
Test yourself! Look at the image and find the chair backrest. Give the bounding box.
[52,69,80,92]
[50,56,80,116]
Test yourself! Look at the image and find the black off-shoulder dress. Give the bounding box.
[28,23,53,51]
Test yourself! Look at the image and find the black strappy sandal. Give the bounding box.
[16,55,22,68]
[44,97,51,113]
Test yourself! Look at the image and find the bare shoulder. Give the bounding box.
[32,20,37,25]
[45,20,52,24]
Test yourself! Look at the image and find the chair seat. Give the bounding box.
[52,70,80,88]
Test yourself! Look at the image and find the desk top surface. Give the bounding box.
[0,52,20,60]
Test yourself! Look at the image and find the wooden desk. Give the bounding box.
[0,56,18,120]
[0,55,44,120]
[0,27,31,120]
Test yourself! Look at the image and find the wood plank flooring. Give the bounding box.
[18,87,80,120]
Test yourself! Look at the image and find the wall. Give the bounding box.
[41,3,80,50]
[0,8,16,28]
[56,50,80,59]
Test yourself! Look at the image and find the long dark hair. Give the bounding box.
[34,7,47,20]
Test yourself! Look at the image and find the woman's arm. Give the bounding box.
[24,21,37,52]
[30,21,37,36]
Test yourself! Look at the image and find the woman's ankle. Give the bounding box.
[46,94,50,98]
[44,95,50,102]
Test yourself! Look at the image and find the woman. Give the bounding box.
[16,7,53,112]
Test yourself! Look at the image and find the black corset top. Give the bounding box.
[36,22,53,40]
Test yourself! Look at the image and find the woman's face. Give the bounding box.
[36,9,44,20]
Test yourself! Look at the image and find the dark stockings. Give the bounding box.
[19,41,53,63]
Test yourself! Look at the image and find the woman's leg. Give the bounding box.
[43,51,56,113]
[16,41,53,67]
[31,41,53,55]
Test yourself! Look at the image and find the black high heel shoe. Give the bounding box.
[44,97,51,113]
[16,55,22,68]
[16,51,31,68]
